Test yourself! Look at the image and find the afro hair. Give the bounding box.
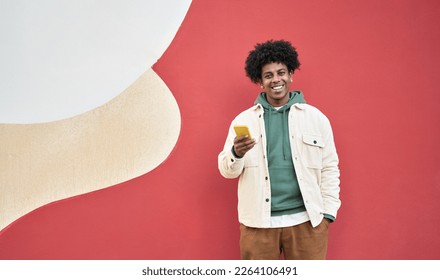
[245,39,301,83]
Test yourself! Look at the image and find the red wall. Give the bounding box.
[1,0,440,259]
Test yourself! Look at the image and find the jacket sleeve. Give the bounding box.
[320,117,341,219]
[218,122,245,179]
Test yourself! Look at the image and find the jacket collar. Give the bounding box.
[293,103,306,110]
[252,102,306,111]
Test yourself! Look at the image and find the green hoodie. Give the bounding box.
[255,91,307,217]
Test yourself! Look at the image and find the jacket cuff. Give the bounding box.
[324,214,335,222]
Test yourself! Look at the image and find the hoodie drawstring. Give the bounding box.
[282,109,286,160]
[268,105,287,161]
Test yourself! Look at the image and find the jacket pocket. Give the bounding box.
[302,134,324,169]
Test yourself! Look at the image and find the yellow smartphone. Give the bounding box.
[234,125,252,139]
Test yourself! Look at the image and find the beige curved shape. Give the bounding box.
[0,68,181,230]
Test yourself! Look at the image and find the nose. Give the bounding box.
[272,73,281,83]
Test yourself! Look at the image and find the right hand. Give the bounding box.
[233,135,256,158]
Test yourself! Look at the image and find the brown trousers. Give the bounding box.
[239,220,329,260]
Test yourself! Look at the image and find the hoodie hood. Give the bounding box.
[254,90,306,109]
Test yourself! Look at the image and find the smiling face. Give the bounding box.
[260,62,293,107]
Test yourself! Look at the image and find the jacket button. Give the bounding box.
[265,176,268,180]
[266,199,270,202]
[231,158,234,162]
[313,140,317,144]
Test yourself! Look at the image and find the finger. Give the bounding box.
[234,135,249,144]
[235,140,253,151]
[235,139,256,155]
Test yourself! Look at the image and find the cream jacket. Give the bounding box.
[218,103,341,228]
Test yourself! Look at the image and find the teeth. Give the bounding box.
[272,85,283,90]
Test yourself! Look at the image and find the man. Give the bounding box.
[218,40,341,260]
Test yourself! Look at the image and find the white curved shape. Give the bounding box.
[0,69,181,230]
[0,0,191,123]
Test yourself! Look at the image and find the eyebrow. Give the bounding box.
[262,68,287,76]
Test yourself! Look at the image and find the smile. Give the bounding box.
[271,85,284,91]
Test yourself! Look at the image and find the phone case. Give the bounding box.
[234,125,252,139]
